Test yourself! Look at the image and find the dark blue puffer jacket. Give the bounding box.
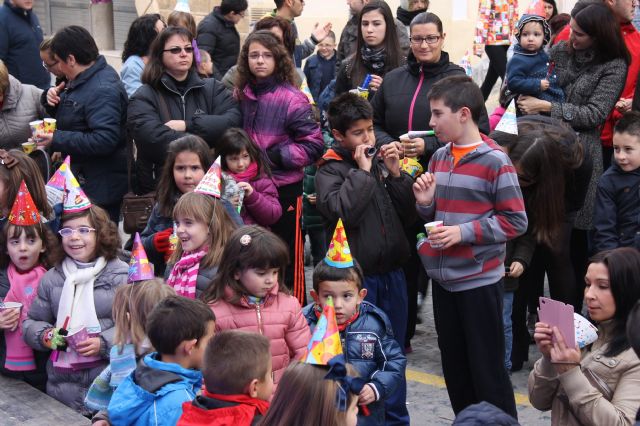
[303,301,406,425]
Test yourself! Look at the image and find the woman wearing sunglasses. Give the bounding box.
[128,26,242,194]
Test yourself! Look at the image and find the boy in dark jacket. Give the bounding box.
[178,331,272,426]
[304,227,406,426]
[303,31,337,104]
[108,297,216,426]
[594,111,640,252]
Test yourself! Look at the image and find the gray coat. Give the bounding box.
[0,74,44,149]
[163,264,217,298]
[23,258,128,415]
[549,42,627,230]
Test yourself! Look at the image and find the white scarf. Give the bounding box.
[56,257,107,334]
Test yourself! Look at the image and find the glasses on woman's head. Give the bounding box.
[248,52,274,60]
[163,46,194,55]
[409,35,441,45]
[58,227,96,238]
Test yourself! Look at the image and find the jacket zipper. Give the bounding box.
[407,65,425,131]
[161,80,204,120]
[439,154,455,283]
[256,304,264,335]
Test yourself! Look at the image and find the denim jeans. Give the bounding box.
[503,291,515,371]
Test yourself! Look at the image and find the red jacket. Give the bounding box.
[178,392,269,426]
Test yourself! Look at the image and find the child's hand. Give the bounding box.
[358,384,377,405]
[615,98,632,113]
[368,74,383,92]
[508,261,525,278]
[307,193,317,205]
[0,307,20,331]
[76,337,101,357]
[540,79,550,91]
[354,144,373,173]
[427,225,462,249]
[380,142,401,177]
[413,173,436,206]
[237,182,254,197]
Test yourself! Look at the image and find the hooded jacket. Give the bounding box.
[315,144,415,276]
[108,352,203,426]
[0,74,44,149]
[178,392,268,426]
[196,7,241,80]
[506,44,564,102]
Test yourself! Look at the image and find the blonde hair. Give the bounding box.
[112,278,176,354]
[0,60,9,95]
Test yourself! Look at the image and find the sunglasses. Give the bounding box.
[163,46,194,55]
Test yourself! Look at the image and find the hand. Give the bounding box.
[413,172,436,206]
[540,79,550,91]
[229,193,240,208]
[47,81,65,107]
[401,137,425,158]
[35,132,54,149]
[93,421,110,426]
[353,144,373,173]
[508,261,525,278]
[164,120,186,132]
[51,151,62,162]
[312,22,332,43]
[533,322,553,360]
[76,337,101,357]
[427,225,462,249]
[307,193,317,205]
[237,181,254,197]
[358,384,377,405]
[550,327,581,374]
[517,95,552,115]
[380,142,401,177]
[368,74,383,92]
[0,307,20,331]
[615,98,632,113]
[153,227,174,260]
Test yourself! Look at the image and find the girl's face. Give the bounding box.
[7,228,44,272]
[60,216,97,263]
[225,149,252,174]
[248,42,275,80]
[584,262,616,322]
[410,23,444,64]
[175,215,209,253]
[174,151,205,194]
[569,19,593,51]
[361,9,387,48]
[543,1,555,20]
[233,267,278,298]
[520,21,545,53]
[162,34,193,78]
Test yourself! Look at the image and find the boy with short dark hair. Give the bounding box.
[304,30,337,103]
[413,75,527,418]
[594,111,640,253]
[178,331,272,426]
[108,297,216,426]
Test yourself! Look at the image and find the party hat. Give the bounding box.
[324,218,353,268]
[574,313,598,349]
[526,0,546,16]
[495,100,518,135]
[8,181,41,226]
[303,296,343,365]
[174,0,191,13]
[194,160,221,198]
[45,156,70,207]
[459,51,473,77]
[63,167,91,213]
[128,233,155,283]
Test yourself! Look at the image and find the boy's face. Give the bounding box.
[313,280,367,324]
[520,21,545,52]
[254,358,274,400]
[332,119,375,152]
[613,132,640,172]
[191,321,216,369]
[429,99,464,143]
[317,38,336,59]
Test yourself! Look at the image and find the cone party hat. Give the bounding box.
[324,218,354,268]
[128,233,155,283]
[45,156,70,206]
[8,181,41,226]
[303,296,343,365]
[62,167,91,213]
[495,100,518,135]
[194,160,221,198]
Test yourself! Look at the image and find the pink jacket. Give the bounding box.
[208,284,311,385]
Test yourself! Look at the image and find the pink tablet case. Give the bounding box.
[538,297,576,349]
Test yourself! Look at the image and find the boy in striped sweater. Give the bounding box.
[413,75,527,419]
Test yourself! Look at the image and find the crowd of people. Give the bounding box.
[1,0,640,424]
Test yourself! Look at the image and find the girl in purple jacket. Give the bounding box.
[219,128,282,228]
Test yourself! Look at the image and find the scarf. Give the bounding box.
[85,343,138,411]
[4,263,47,371]
[229,162,258,183]
[396,7,426,26]
[360,46,387,74]
[166,248,208,298]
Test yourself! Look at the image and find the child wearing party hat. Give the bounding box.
[303,219,407,425]
[0,181,63,390]
[23,168,128,415]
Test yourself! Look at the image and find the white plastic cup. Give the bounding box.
[424,221,444,248]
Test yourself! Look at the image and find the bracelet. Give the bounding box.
[310,34,319,44]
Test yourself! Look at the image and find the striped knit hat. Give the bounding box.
[515,14,551,47]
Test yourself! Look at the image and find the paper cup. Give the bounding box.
[21,141,36,154]
[43,118,57,133]
[29,120,44,139]
[0,301,22,311]
[425,221,444,248]
[65,327,89,351]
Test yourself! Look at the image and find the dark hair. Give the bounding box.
[220,0,248,15]
[327,92,373,135]
[0,150,52,219]
[142,26,195,89]
[218,128,271,178]
[614,111,640,137]
[61,205,121,261]
[50,26,99,65]
[0,223,63,269]
[548,13,570,43]
[409,11,443,33]
[201,225,290,304]
[122,14,164,62]
[588,248,640,357]
[351,1,402,88]
[312,260,364,292]
[570,3,630,65]
[235,31,296,99]
[167,11,197,37]
[427,75,484,124]
[627,300,640,358]
[274,0,285,9]
[146,296,215,355]
[255,16,296,56]
[542,0,558,18]
[203,330,271,394]
[157,135,212,218]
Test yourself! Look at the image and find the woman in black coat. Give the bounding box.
[127,26,242,193]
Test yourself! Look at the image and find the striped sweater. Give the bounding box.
[417,135,528,291]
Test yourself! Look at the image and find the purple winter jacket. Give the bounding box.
[240,79,324,188]
[238,172,282,227]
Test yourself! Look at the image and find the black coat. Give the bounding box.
[127,70,241,192]
[45,56,128,207]
[196,7,240,80]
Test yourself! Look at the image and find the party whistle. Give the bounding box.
[407,130,436,139]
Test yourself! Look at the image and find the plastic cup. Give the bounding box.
[43,118,57,134]
[21,141,36,154]
[65,327,89,351]
[29,120,44,140]
[0,301,22,312]
[424,221,444,248]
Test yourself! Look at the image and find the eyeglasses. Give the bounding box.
[163,46,194,55]
[248,52,274,60]
[409,35,441,45]
[58,227,96,238]
[235,10,246,17]
[42,60,59,70]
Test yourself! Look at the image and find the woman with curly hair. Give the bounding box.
[235,30,323,301]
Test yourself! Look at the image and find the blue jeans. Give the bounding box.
[503,291,514,371]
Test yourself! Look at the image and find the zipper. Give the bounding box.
[407,65,425,132]
[256,304,264,335]
[160,79,204,120]
[438,153,455,282]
